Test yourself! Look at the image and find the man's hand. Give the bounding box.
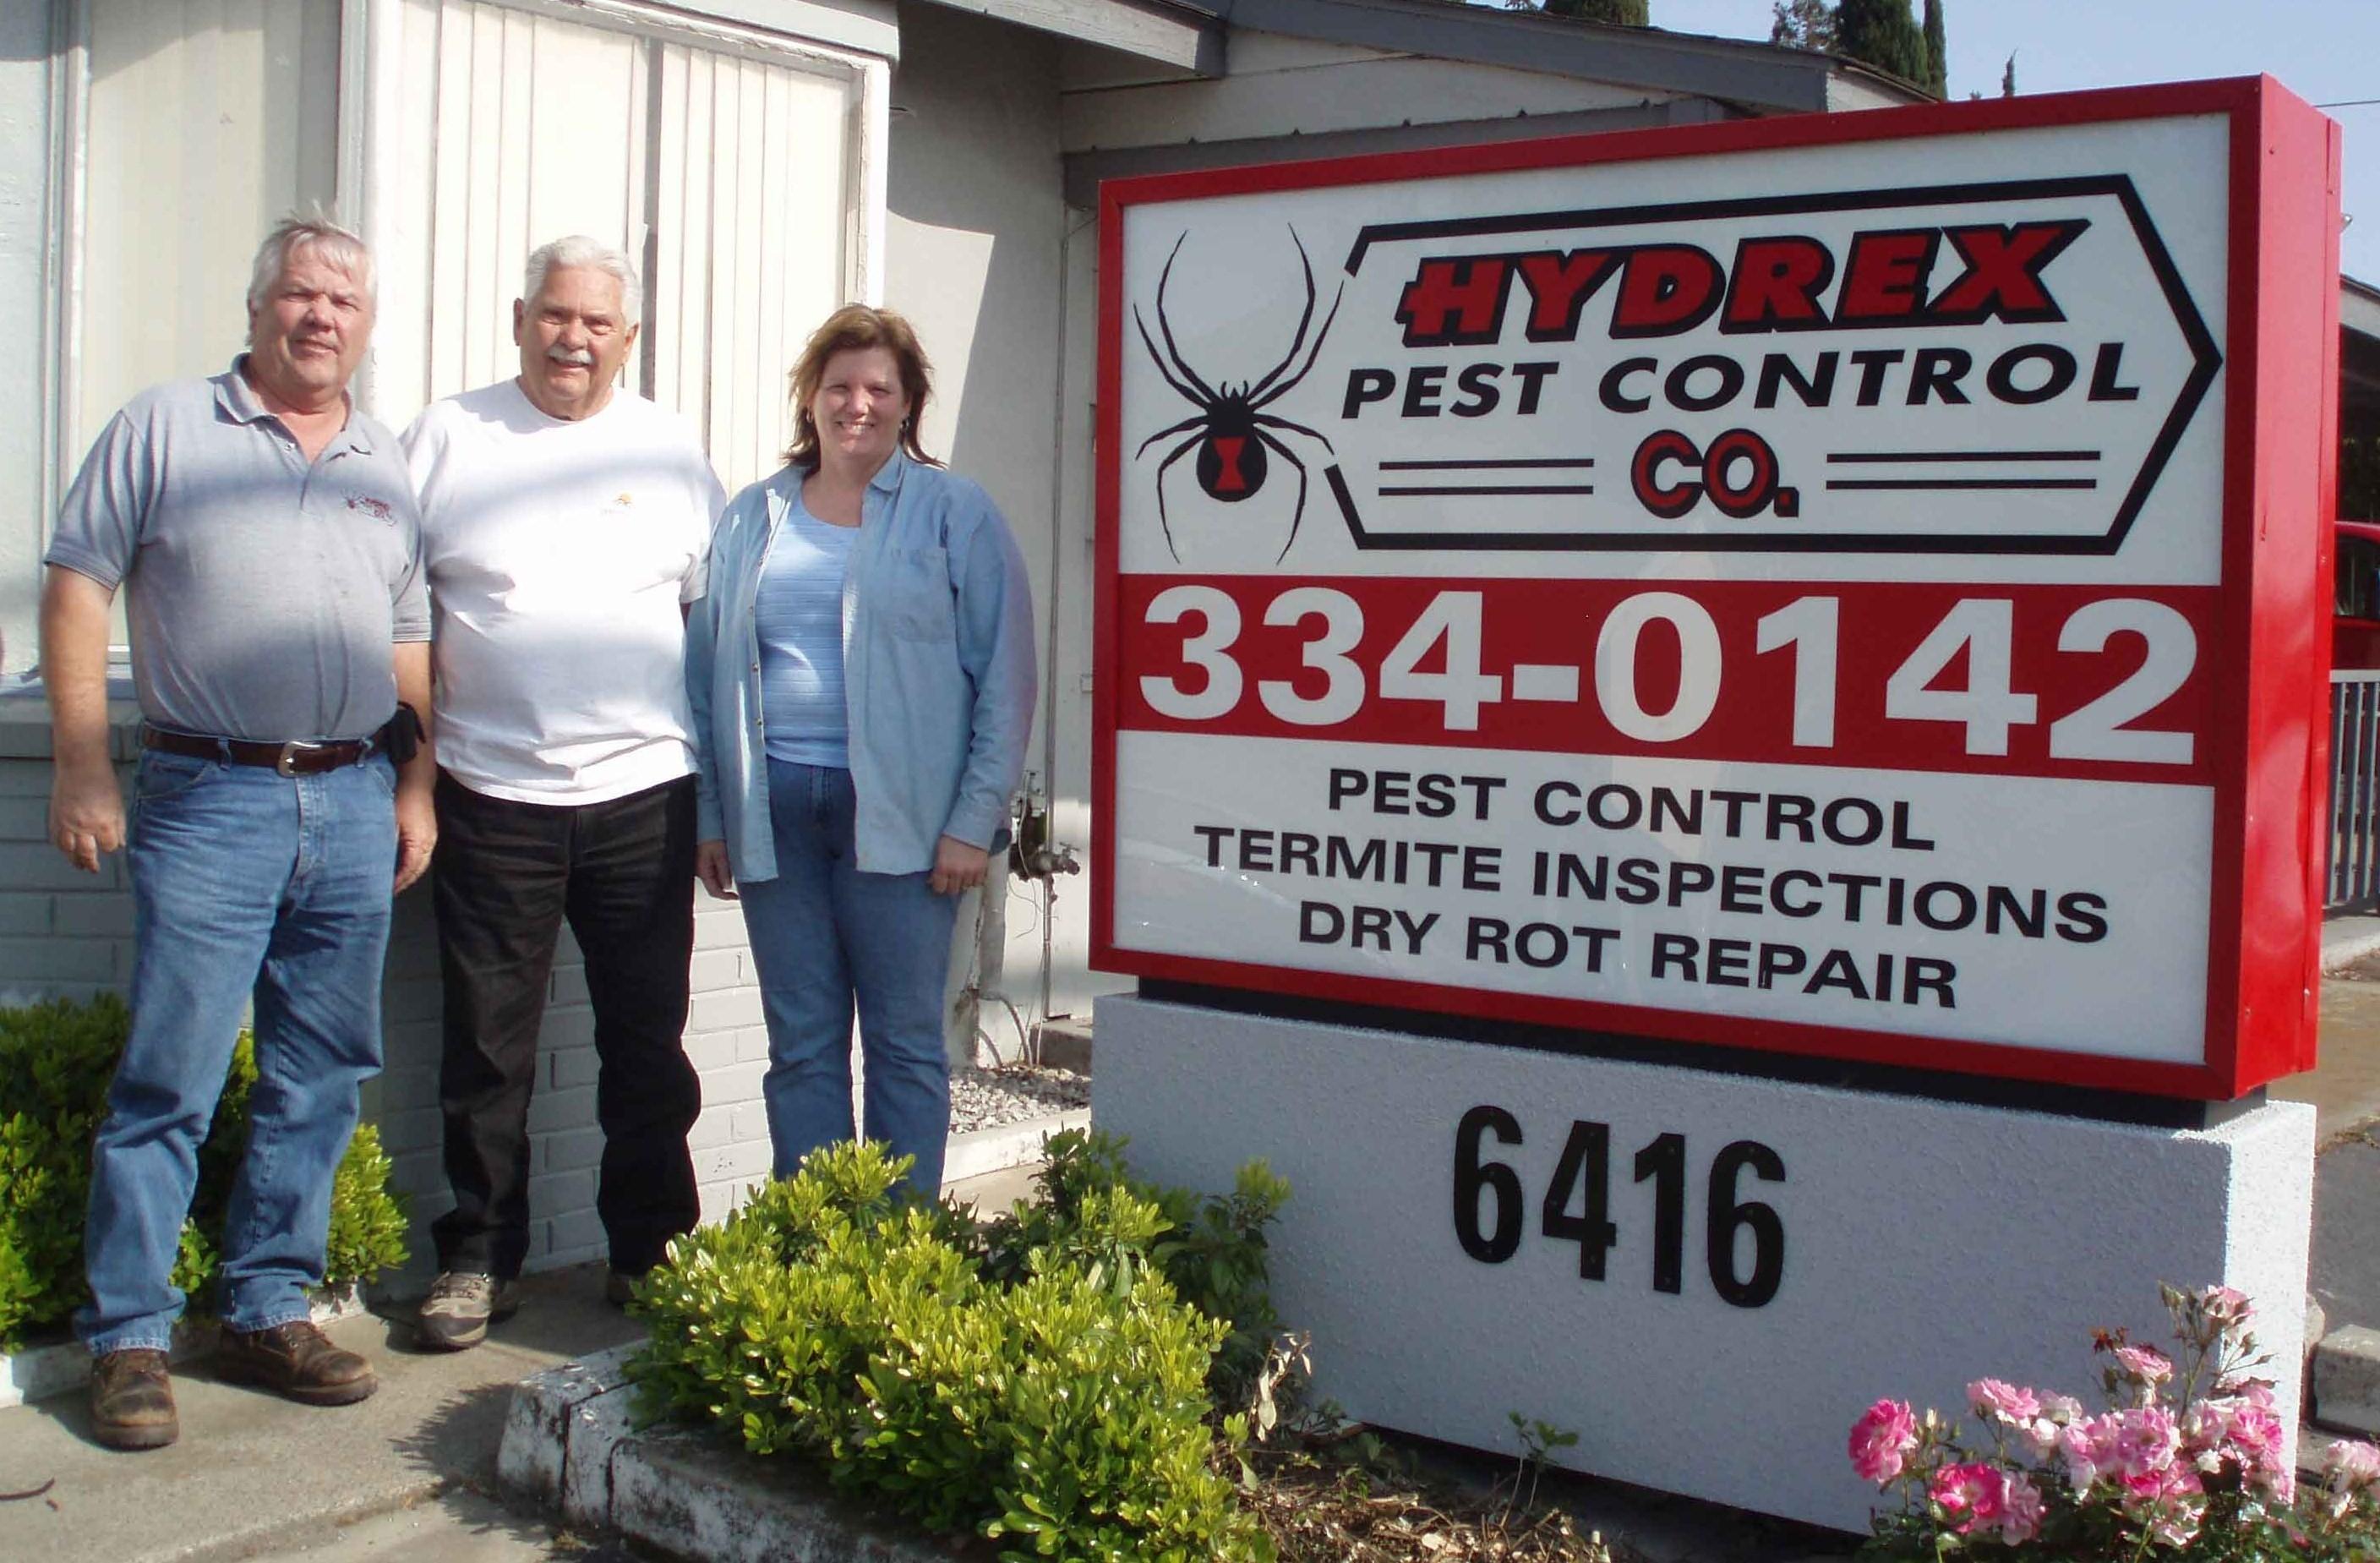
[49,761,125,873]
[696,839,737,899]
[390,645,435,894]
[41,566,122,873]
[394,781,435,893]
[929,834,990,896]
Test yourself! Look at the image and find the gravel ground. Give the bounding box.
[948,1063,1089,1134]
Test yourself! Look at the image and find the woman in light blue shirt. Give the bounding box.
[685,306,1036,1196]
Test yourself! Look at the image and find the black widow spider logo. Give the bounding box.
[1135,228,1343,563]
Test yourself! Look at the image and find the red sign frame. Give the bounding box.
[1090,77,2340,1101]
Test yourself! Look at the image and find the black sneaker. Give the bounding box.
[413,1271,521,1351]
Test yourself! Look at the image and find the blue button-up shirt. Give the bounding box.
[686,453,1038,880]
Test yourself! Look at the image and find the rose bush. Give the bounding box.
[1853,1283,2380,1559]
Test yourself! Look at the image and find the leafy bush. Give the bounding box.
[0,994,409,1350]
[326,1123,408,1286]
[980,1127,1292,1398]
[1853,1282,2380,1560]
[629,1135,1286,1562]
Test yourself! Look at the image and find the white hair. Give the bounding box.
[524,236,642,326]
[246,210,374,314]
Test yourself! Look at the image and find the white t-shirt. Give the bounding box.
[402,380,725,804]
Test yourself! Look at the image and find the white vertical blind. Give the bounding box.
[75,0,341,457]
[383,0,861,492]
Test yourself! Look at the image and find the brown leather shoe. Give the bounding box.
[212,1320,377,1407]
[90,1348,178,1450]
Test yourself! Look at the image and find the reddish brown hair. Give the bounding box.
[782,304,937,470]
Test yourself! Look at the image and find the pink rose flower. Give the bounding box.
[1930,1462,2006,1531]
[2112,1345,2174,1387]
[2221,1376,2278,1411]
[1849,1400,1919,1485]
[2184,1399,2235,1470]
[2016,1391,2084,1462]
[2227,1406,2284,1464]
[2197,1285,2252,1326]
[2109,1406,2180,1478]
[2060,1417,2112,1492]
[2120,1462,2205,1548]
[2121,1463,2202,1503]
[2323,1440,2380,1494]
[1996,1472,2045,1545]
[1968,1379,2042,1424]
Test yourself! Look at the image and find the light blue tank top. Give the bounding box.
[755,491,856,767]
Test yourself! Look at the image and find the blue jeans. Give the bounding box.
[741,760,959,1195]
[77,748,396,1354]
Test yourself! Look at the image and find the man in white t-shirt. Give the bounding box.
[401,236,724,1349]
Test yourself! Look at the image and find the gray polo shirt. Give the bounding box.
[46,361,429,742]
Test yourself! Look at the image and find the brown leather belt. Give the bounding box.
[140,724,378,777]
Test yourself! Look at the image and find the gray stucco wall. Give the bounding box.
[885,3,1062,567]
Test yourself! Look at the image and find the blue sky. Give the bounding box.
[1655,0,2380,281]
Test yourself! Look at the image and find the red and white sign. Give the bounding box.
[1093,79,2341,1099]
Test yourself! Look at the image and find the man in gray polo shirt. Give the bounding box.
[41,214,435,1451]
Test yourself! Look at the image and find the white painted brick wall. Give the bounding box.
[0,705,139,1003]
[0,704,786,1294]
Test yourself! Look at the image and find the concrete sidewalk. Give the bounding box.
[0,1160,1046,1563]
[8,936,2380,1563]
[2278,914,2380,1139]
[0,1263,641,1563]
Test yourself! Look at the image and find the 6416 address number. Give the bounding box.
[1454,1105,1787,1309]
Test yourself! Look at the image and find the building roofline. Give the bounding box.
[2345,273,2380,342]
[912,0,1931,110]
[1204,0,1927,112]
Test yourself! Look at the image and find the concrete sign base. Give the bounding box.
[1090,994,2315,1532]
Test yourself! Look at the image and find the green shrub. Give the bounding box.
[326,1121,409,1286]
[983,1128,1291,1400]
[629,1138,1283,1562]
[0,994,409,1350]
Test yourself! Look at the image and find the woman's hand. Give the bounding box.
[930,834,990,896]
[696,839,738,899]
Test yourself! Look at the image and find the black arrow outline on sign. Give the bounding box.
[1327,174,2219,555]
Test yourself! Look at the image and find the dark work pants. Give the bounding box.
[429,770,701,1280]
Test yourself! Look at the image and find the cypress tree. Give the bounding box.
[1835,0,1927,85]
[1769,0,1835,51]
[1921,0,1946,98]
[1544,0,1651,22]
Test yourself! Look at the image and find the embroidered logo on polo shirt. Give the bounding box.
[346,494,396,523]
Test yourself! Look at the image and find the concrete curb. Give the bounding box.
[0,1280,368,1410]
[2323,915,2380,975]
[499,1350,992,1560]
[941,1107,1089,1186]
[2314,1324,2380,1437]
[1034,1019,1092,1073]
